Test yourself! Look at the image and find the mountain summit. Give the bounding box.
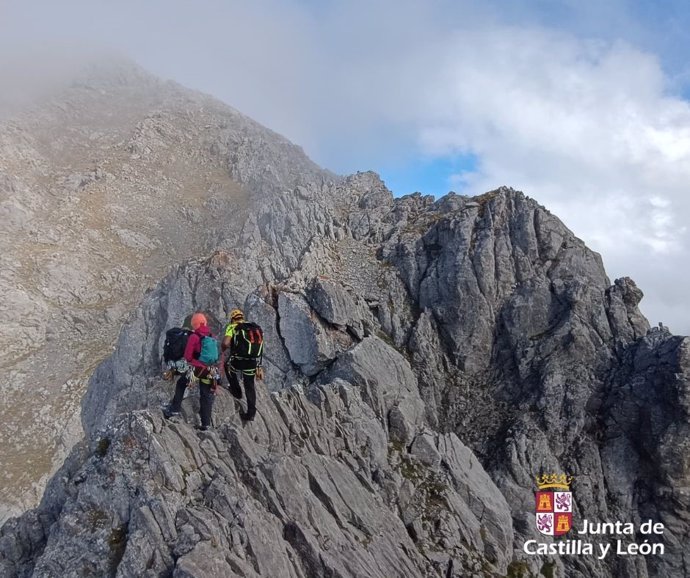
[1,61,688,577]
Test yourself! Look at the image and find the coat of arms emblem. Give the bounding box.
[535,473,573,536]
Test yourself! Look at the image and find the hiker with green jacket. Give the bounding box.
[222,308,264,422]
[163,312,220,430]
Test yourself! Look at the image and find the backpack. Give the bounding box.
[163,327,192,362]
[230,322,264,360]
[198,335,220,366]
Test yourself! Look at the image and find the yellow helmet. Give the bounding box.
[230,308,244,322]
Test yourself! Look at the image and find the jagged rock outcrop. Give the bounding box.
[1,62,689,578]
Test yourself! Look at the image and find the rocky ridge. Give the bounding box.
[0,58,332,520]
[0,63,688,577]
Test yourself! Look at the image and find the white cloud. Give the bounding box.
[402,24,690,331]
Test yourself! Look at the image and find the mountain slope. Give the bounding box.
[3,183,689,576]
[0,58,332,520]
[0,62,688,577]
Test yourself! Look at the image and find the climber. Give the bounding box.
[163,312,221,431]
[222,308,264,422]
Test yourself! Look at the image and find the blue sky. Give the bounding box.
[378,155,478,199]
[1,0,690,333]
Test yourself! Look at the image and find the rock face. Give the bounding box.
[0,58,332,520]
[1,62,689,577]
[0,351,513,577]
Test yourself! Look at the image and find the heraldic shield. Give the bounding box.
[535,474,573,536]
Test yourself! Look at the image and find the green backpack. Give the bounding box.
[198,336,220,366]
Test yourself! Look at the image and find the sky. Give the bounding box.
[1,0,689,333]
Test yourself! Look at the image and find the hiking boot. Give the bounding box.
[240,412,255,422]
[194,424,211,431]
[162,406,181,419]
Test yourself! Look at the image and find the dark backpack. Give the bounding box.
[163,327,192,362]
[230,322,264,360]
[198,335,220,366]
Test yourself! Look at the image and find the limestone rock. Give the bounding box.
[1,60,689,578]
[278,292,351,376]
[326,336,425,446]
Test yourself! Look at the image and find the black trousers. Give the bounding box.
[170,373,215,428]
[225,359,257,419]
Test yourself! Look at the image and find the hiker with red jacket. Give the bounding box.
[163,312,220,431]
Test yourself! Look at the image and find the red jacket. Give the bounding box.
[184,325,212,371]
